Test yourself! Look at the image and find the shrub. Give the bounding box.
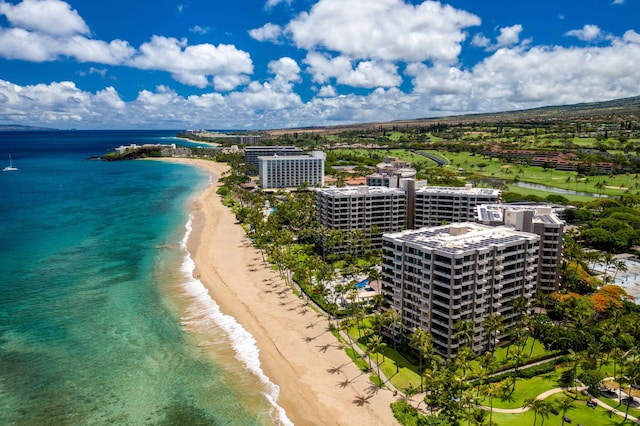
[579,369,606,396]
[391,400,422,426]
[560,368,576,387]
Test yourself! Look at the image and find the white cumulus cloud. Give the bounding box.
[471,24,524,51]
[128,36,254,90]
[0,0,89,36]
[304,52,401,88]
[249,23,283,43]
[565,24,603,41]
[497,24,523,47]
[285,0,480,63]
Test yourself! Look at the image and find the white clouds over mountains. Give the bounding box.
[0,0,639,129]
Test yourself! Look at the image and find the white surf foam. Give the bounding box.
[179,215,293,426]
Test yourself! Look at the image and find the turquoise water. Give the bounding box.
[0,131,284,425]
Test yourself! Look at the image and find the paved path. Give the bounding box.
[477,383,640,424]
[478,386,586,413]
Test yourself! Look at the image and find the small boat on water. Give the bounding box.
[2,154,18,172]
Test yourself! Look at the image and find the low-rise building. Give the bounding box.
[366,157,417,187]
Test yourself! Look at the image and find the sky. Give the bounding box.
[0,0,639,130]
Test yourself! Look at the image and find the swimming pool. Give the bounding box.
[355,279,368,289]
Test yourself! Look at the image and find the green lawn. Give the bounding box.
[490,395,638,426]
[479,372,563,409]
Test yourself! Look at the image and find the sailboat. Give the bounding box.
[2,154,18,171]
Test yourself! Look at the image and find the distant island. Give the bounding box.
[0,124,57,132]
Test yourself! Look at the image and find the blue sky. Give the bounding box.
[0,0,638,130]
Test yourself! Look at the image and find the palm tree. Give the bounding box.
[460,390,477,426]
[482,314,504,354]
[524,398,551,426]
[454,319,474,349]
[482,382,500,426]
[454,345,475,377]
[339,318,355,355]
[567,349,581,394]
[510,345,529,392]
[409,327,432,391]
[612,259,628,282]
[366,334,386,383]
[557,397,575,426]
[384,307,403,373]
[624,357,640,421]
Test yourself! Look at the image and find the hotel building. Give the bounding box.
[382,223,539,358]
[258,151,325,189]
[412,184,502,228]
[244,146,303,172]
[314,186,407,250]
[477,204,564,293]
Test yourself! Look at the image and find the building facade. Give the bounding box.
[258,151,325,189]
[477,204,564,293]
[244,146,303,172]
[382,223,539,358]
[412,185,502,228]
[314,186,407,250]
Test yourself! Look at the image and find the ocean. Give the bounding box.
[0,131,285,425]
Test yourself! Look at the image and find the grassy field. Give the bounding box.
[327,147,638,199]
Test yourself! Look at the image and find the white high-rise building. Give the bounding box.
[382,223,539,358]
[258,151,325,189]
[244,146,303,172]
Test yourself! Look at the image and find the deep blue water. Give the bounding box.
[0,131,277,425]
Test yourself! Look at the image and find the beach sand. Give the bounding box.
[160,158,399,425]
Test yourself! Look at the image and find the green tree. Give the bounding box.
[384,307,403,373]
[409,327,432,391]
[366,334,386,383]
[557,397,575,426]
[482,314,504,354]
[524,398,551,426]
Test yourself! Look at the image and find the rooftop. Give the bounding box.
[415,185,501,196]
[477,204,564,226]
[315,185,406,197]
[386,223,538,254]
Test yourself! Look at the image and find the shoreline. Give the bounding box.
[157,158,399,425]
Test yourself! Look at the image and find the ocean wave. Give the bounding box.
[179,215,293,426]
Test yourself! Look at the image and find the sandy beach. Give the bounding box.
[161,158,399,425]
